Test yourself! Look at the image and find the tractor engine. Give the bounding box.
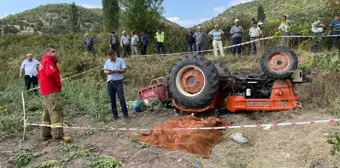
[230,77,274,99]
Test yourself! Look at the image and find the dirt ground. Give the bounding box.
[1,105,340,168]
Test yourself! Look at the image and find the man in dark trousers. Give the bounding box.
[139,31,149,56]
[109,31,120,58]
[84,33,95,56]
[103,49,129,122]
[19,53,40,94]
[186,29,196,53]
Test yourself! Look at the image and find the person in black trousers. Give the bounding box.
[20,53,40,94]
[109,31,120,58]
[103,49,129,122]
[139,31,149,56]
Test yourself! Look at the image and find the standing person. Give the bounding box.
[84,33,95,56]
[38,46,69,141]
[20,53,40,94]
[230,19,243,56]
[311,17,326,52]
[248,18,257,55]
[139,31,149,56]
[120,31,131,58]
[329,13,340,50]
[277,15,291,47]
[103,49,129,122]
[130,31,139,57]
[109,31,120,58]
[193,26,208,55]
[208,24,225,57]
[186,29,196,53]
[249,21,263,56]
[155,27,166,56]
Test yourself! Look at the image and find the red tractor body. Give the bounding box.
[138,46,312,116]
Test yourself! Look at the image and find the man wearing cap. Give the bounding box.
[120,31,131,58]
[193,26,208,55]
[329,13,340,50]
[208,24,225,57]
[230,19,243,56]
[249,21,262,56]
[103,49,129,122]
[20,53,40,94]
[109,31,120,58]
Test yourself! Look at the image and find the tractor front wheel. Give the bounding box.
[261,46,298,79]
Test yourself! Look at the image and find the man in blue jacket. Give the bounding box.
[139,31,149,56]
[84,33,95,56]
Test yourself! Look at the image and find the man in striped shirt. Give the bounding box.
[330,13,340,50]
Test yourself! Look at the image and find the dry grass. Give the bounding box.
[296,72,340,107]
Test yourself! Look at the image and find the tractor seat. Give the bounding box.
[248,72,264,78]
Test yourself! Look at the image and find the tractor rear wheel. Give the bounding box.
[211,61,232,77]
[168,55,219,108]
[261,46,298,79]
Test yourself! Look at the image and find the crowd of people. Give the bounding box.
[83,13,340,58]
[19,13,340,142]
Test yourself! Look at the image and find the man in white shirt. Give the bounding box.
[130,31,139,57]
[249,21,262,56]
[20,53,40,93]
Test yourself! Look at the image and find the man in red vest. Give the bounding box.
[38,46,69,141]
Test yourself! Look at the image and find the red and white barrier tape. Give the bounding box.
[25,118,339,131]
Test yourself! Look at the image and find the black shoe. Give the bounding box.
[112,116,119,121]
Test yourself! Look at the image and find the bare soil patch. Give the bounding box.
[1,107,340,168]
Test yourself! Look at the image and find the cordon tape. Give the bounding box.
[25,118,340,131]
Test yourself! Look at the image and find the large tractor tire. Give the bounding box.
[211,61,232,77]
[260,46,298,79]
[168,55,219,108]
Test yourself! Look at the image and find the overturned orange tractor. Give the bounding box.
[139,46,312,116]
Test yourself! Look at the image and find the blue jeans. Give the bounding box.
[107,80,128,119]
[232,37,242,56]
[332,31,340,49]
[188,43,195,53]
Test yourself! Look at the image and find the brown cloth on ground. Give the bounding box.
[136,115,229,157]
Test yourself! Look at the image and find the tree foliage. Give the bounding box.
[257,5,266,21]
[120,0,164,36]
[34,20,43,32]
[102,0,120,32]
[69,2,80,33]
[326,0,340,14]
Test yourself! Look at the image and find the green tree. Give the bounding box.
[120,0,164,36]
[34,20,43,32]
[3,25,20,35]
[69,2,80,33]
[102,0,120,32]
[257,5,266,21]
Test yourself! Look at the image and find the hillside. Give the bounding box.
[198,0,330,31]
[0,4,103,34]
[0,3,184,35]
